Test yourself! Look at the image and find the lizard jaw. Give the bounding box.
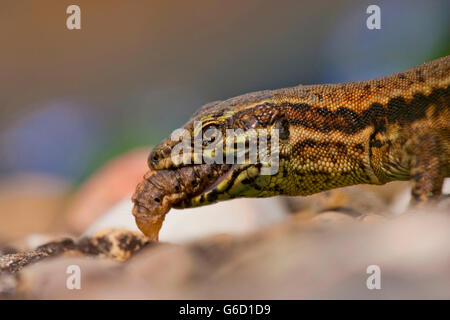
[173,163,266,208]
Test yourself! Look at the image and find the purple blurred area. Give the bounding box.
[0,102,103,179]
[0,0,448,183]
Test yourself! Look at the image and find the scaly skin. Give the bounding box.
[144,56,449,213]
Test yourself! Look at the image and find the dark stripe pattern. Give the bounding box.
[285,87,448,134]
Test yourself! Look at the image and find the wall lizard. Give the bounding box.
[133,56,449,238]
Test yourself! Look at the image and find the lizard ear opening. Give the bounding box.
[276,117,290,140]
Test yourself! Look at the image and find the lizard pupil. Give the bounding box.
[203,125,218,143]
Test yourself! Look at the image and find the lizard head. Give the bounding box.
[147,91,293,208]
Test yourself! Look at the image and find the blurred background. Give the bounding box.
[0,0,449,240]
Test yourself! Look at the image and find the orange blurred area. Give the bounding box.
[0,174,70,241]
[65,148,150,233]
[0,148,150,241]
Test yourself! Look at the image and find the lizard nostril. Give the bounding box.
[148,152,159,166]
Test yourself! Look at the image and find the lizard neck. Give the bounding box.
[262,56,450,194]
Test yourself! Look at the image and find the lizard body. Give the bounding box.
[137,56,449,221]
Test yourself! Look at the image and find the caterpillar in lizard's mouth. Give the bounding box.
[131,164,235,240]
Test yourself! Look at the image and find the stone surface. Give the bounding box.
[286,183,393,217]
[1,200,449,299]
[85,196,289,244]
[1,177,449,299]
[0,229,150,274]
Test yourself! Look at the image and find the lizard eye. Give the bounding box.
[235,115,259,130]
[202,123,217,131]
[244,116,259,129]
[203,124,220,143]
[275,118,290,140]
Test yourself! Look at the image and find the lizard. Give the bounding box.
[132,55,449,238]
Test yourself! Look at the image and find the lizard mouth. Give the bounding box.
[174,163,242,207]
[132,163,250,239]
[131,163,232,226]
[133,163,244,212]
[133,140,272,239]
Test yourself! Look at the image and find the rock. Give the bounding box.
[7,211,450,299]
[389,178,450,215]
[85,196,289,244]
[18,257,122,299]
[287,184,391,217]
[0,229,151,274]
[0,272,19,299]
[79,229,151,262]
[2,205,450,299]
[2,173,450,299]
[0,238,76,274]
[310,211,356,225]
